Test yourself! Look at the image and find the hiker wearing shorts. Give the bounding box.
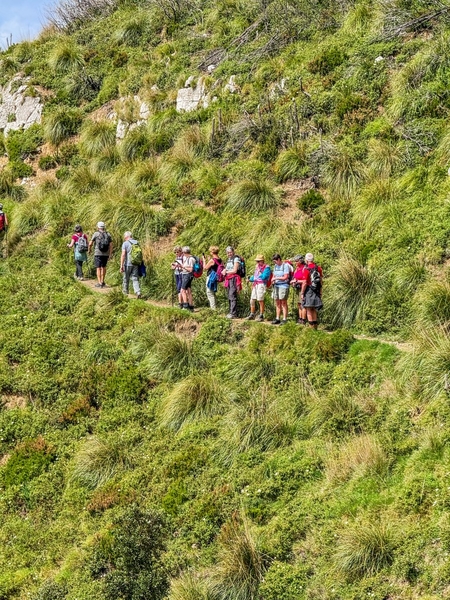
[291,255,309,325]
[203,246,222,310]
[89,221,112,288]
[0,204,8,257]
[246,254,271,322]
[67,224,88,280]
[302,252,323,329]
[271,253,291,325]
[171,246,184,308]
[120,231,142,299]
[223,246,241,319]
[180,246,195,311]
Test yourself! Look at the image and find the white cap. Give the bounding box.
[97,221,105,228]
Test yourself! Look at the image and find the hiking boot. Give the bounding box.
[94,283,102,288]
[226,313,237,319]
[188,305,195,311]
[280,319,288,325]
[182,303,190,310]
[101,282,106,288]
[256,314,264,322]
[271,318,281,325]
[178,303,183,309]
[246,313,256,320]
[136,294,142,299]
[297,318,306,325]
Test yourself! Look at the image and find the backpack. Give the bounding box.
[0,213,5,232]
[215,259,225,283]
[266,271,274,288]
[192,256,204,278]
[284,261,294,283]
[236,255,246,278]
[76,234,88,253]
[130,241,143,266]
[307,265,322,292]
[97,231,111,253]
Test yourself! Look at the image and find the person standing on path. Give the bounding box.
[0,204,8,258]
[271,253,291,325]
[291,255,309,325]
[246,254,271,321]
[180,246,195,311]
[89,221,112,288]
[171,246,184,308]
[120,231,142,299]
[67,224,88,280]
[223,246,241,319]
[302,252,323,329]
[203,245,222,310]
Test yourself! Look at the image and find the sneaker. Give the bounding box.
[256,314,264,322]
[280,319,288,325]
[101,282,106,288]
[78,277,84,281]
[246,313,256,321]
[94,283,102,288]
[136,294,142,299]
[297,318,305,325]
[188,305,195,311]
[271,318,281,325]
[226,314,237,319]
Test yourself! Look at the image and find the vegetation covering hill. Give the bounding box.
[2,0,450,598]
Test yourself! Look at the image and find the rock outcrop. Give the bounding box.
[0,76,43,135]
[176,76,209,112]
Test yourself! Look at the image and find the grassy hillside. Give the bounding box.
[2,0,450,598]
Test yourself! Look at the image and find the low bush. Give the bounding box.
[297,189,325,214]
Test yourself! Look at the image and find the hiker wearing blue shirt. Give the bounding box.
[246,254,271,322]
[271,253,290,325]
[120,231,142,299]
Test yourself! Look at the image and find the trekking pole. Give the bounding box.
[171,272,174,307]
[4,230,8,259]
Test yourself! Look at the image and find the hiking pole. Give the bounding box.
[171,272,174,307]
[4,229,7,259]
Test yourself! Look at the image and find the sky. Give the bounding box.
[0,0,52,49]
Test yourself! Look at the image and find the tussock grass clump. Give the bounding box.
[325,254,378,328]
[71,435,134,489]
[80,120,117,158]
[48,39,84,73]
[43,107,82,149]
[211,514,265,600]
[119,126,152,162]
[334,520,395,578]
[325,434,389,483]
[307,387,367,437]
[168,572,212,600]
[114,16,148,46]
[161,373,230,431]
[65,165,103,194]
[274,144,309,182]
[141,333,206,383]
[413,279,450,329]
[322,145,365,199]
[225,178,280,213]
[366,138,405,179]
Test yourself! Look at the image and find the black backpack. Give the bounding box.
[235,255,246,278]
[76,234,88,253]
[97,231,111,252]
[307,265,321,293]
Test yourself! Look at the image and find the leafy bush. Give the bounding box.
[2,437,54,487]
[38,155,58,170]
[9,161,34,179]
[297,189,325,214]
[5,124,43,161]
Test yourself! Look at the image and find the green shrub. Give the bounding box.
[80,120,117,158]
[38,155,58,170]
[48,40,84,73]
[9,160,34,179]
[32,580,67,600]
[2,437,54,488]
[5,124,43,161]
[307,46,347,76]
[297,189,325,214]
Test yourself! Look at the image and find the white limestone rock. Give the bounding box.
[0,76,43,135]
[176,77,209,112]
[224,75,238,94]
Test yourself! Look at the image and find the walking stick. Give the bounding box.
[4,229,8,259]
[171,272,175,307]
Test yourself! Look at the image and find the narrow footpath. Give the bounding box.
[80,279,413,353]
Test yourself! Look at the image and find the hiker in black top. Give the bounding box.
[0,203,8,257]
[88,221,113,288]
[203,245,222,310]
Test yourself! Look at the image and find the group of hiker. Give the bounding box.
[67,222,144,299]
[171,245,323,328]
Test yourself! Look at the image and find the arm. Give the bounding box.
[109,243,113,259]
[231,257,240,275]
[260,266,271,282]
[204,258,215,270]
[120,246,126,272]
[67,239,75,249]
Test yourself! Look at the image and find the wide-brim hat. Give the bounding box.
[255,254,265,262]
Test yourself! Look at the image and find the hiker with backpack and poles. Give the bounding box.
[0,204,8,258]
[89,221,113,288]
[223,246,244,319]
[290,255,309,325]
[179,246,196,311]
[246,254,271,322]
[301,252,323,329]
[120,231,143,299]
[171,246,184,308]
[67,224,88,280]
[271,253,291,325]
[203,246,223,310]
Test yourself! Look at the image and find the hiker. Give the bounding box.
[271,253,291,325]
[171,246,184,308]
[223,246,242,319]
[0,204,8,257]
[67,224,88,280]
[120,231,142,299]
[246,254,271,322]
[301,252,323,329]
[89,221,112,288]
[290,255,309,325]
[203,246,223,310]
[180,246,195,311]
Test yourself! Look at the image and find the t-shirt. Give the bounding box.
[293,266,310,285]
[72,233,88,249]
[121,239,138,267]
[273,262,290,287]
[182,255,195,273]
[72,233,88,259]
[91,231,112,257]
[306,262,323,278]
[174,254,183,274]
[225,255,240,275]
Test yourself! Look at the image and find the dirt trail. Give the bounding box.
[79,279,413,352]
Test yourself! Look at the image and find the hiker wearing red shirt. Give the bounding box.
[301,252,323,329]
[290,255,309,325]
[0,204,8,257]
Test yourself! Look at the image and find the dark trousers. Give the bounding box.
[227,276,238,316]
[75,260,84,278]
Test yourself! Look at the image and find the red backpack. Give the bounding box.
[0,213,5,231]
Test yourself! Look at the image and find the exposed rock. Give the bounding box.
[114,95,150,138]
[269,77,289,99]
[176,77,209,112]
[224,75,239,94]
[207,64,216,72]
[374,55,384,63]
[0,76,43,135]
